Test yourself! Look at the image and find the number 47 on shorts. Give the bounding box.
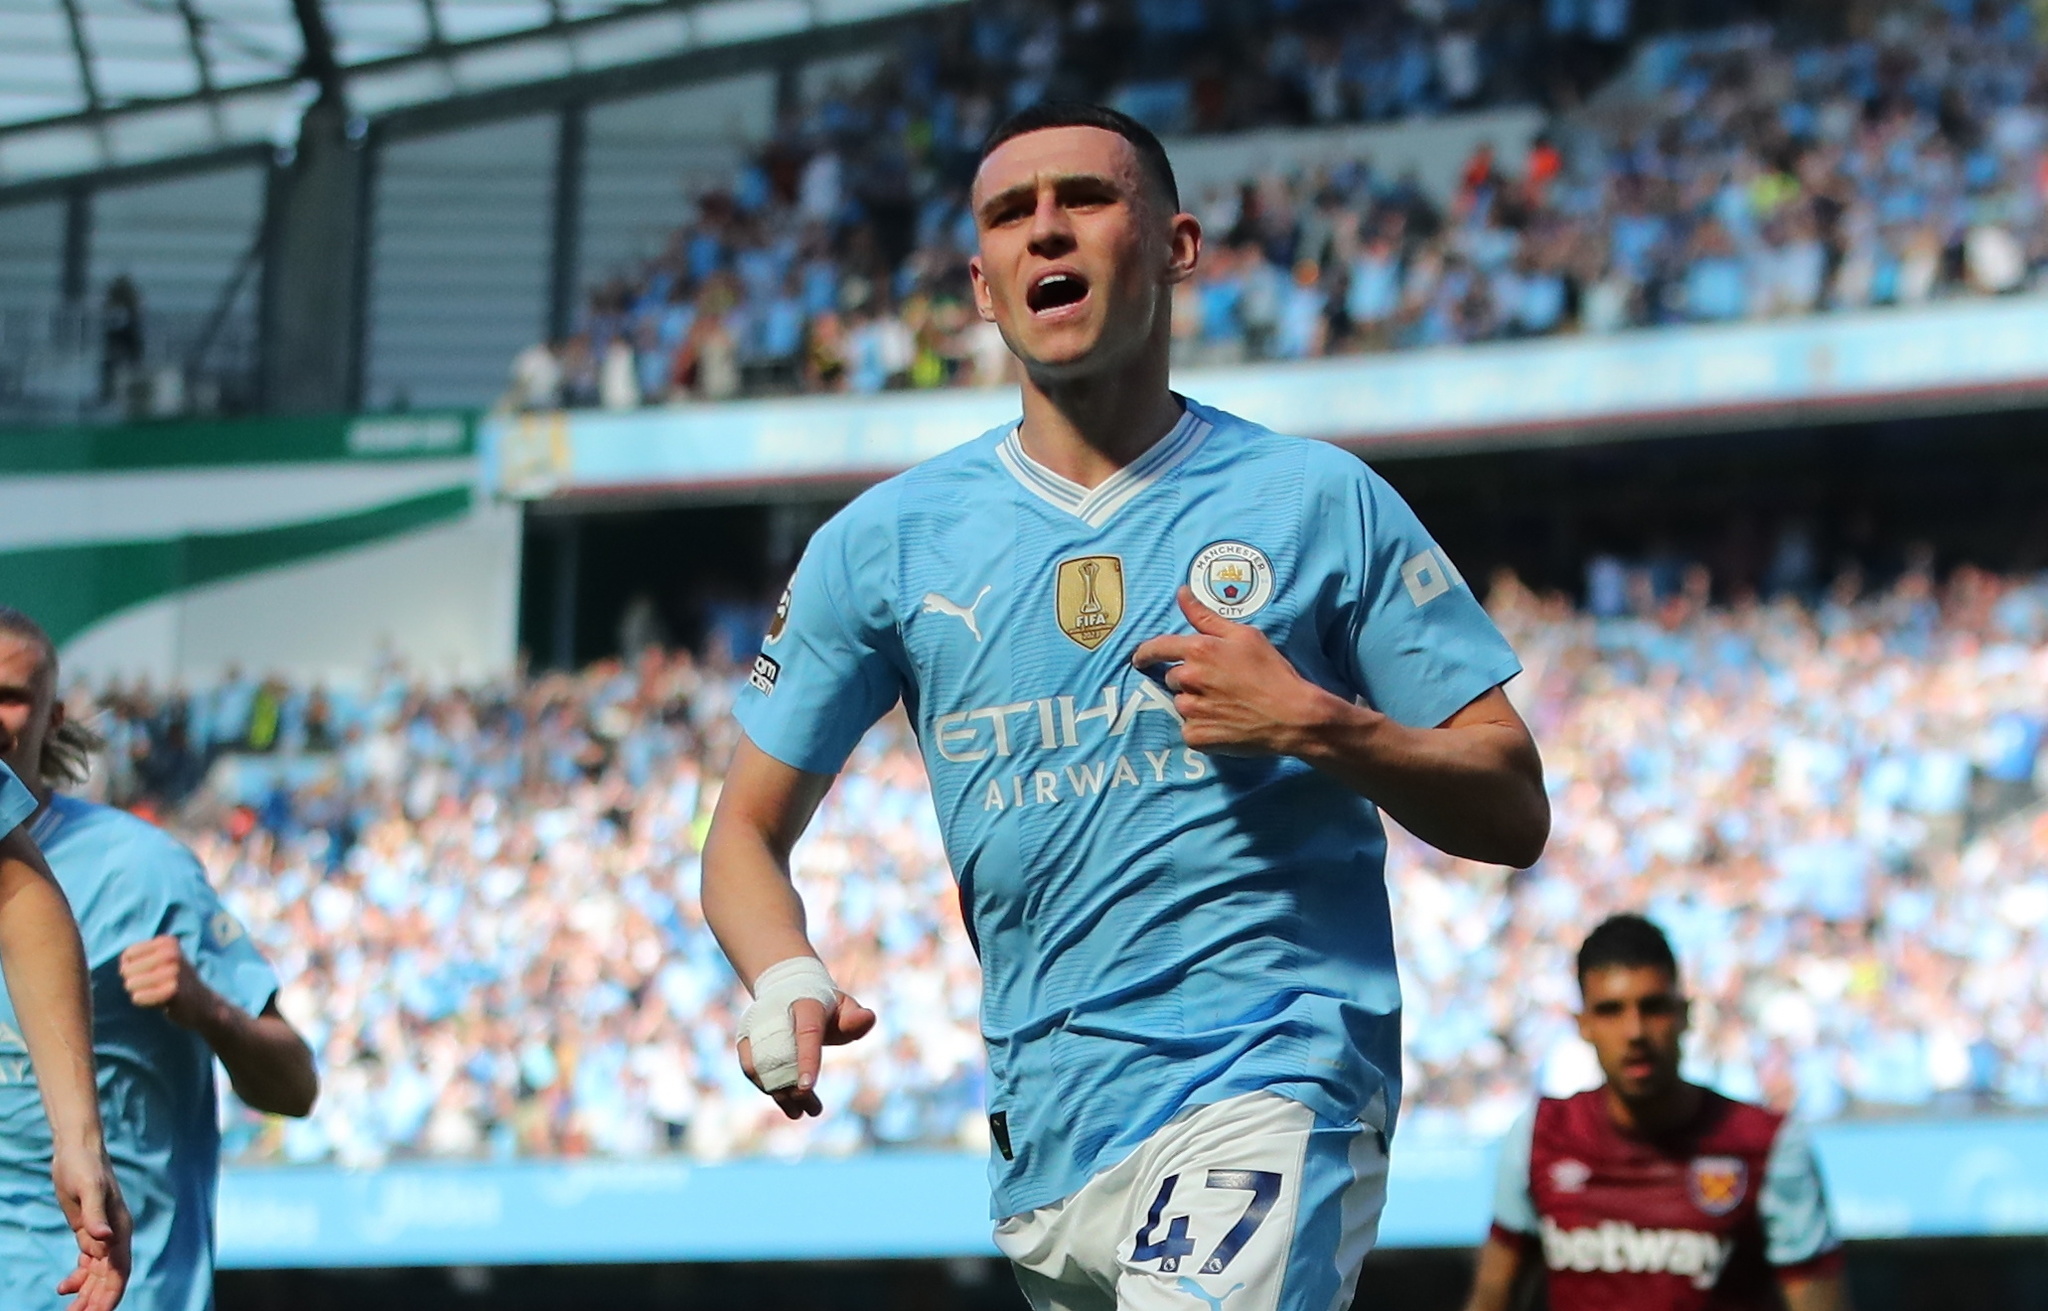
[1132,1170,1284,1275]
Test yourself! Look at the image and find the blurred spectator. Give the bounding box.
[599,338,639,412]
[503,339,563,411]
[60,563,2048,1163]
[100,275,145,410]
[518,1,2048,408]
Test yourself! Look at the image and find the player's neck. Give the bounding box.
[1602,1078,1704,1139]
[1014,350,1183,491]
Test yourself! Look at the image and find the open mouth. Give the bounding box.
[1026,270,1090,315]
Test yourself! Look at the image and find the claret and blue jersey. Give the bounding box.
[737,398,1522,1219]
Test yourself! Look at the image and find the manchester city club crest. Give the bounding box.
[1056,555,1125,650]
[1188,541,1274,619]
[1688,1156,1748,1216]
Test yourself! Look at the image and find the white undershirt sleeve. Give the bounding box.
[1760,1118,1841,1266]
[1490,1102,1542,1236]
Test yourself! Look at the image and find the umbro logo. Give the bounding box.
[923,585,992,641]
[1551,1159,1592,1193]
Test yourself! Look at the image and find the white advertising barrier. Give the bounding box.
[484,297,2048,501]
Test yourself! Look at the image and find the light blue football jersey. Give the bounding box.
[0,795,278,1311]
[737,398,1522,1219]
[0,761,33,833]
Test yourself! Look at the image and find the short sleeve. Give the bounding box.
[735,493,906,775]
[1489,1102,1541,1237]
[1320,458,1522,727]
[0,761,34,833]
[1759,1118,1841,1268]
[156,847,278,1019]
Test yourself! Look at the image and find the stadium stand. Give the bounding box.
[515,1,2048,407]
[13,2,2048,1304]
[71,565,2048,1166]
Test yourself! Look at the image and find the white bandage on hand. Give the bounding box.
[736,957,841,1092]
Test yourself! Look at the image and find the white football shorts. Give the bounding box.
[993,1091,1389,1311]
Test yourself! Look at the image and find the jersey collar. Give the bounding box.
[996,407,1209,528]
[26,793,67,845]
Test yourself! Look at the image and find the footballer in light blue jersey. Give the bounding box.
[0,608,316,1311]
[0,761,132,1311]
[0,796,278,1311]
[739,398,1522,1218]
[708,102,1546,1311]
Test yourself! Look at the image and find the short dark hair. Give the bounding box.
[979,101,1181,212]
[1576,914,1680,990]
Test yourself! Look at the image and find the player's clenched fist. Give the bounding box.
[1133,587,1352,757]
[118,936,211,1029]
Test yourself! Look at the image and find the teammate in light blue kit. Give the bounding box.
[0,610,318,1311]
[0,758,131,1311]
[703,104,1549,1311]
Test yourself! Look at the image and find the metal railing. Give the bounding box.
[0,301,260,426]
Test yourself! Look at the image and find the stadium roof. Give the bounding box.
[0,0,946,189]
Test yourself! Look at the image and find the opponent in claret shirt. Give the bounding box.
[1464,915,1850,1311]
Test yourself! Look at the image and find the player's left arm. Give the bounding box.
[120,858,317,1119]
[120,937,316,1117]
[1133,587,1548,867]
[1763,1118,1853,1311]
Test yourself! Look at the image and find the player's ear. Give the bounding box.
[1574,1006,1592,1043]
[968,254,997,323]
[1163,211,1202,287]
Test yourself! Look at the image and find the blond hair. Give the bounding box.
[0,607,104,787]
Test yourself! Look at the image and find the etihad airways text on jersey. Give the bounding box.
[929,681,1216,812]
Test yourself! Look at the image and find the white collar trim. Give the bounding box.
[27,797,62,844]
[996,409,1208,528]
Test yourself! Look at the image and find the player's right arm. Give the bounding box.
[701,494,901,1120]
[1763,1118,1852,1310]
[1780,1274,1849,1311]
[702,737,877,1119]
[1462,1233,1531,1311]
[0,824,130,1311]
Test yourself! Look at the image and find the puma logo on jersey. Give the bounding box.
[923,586,993,641]
[1539,1217,1734,1289]
[1176,1276,1244,1310]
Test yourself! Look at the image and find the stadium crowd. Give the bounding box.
[64,560,2048,1165]
[504,0,2048,409]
